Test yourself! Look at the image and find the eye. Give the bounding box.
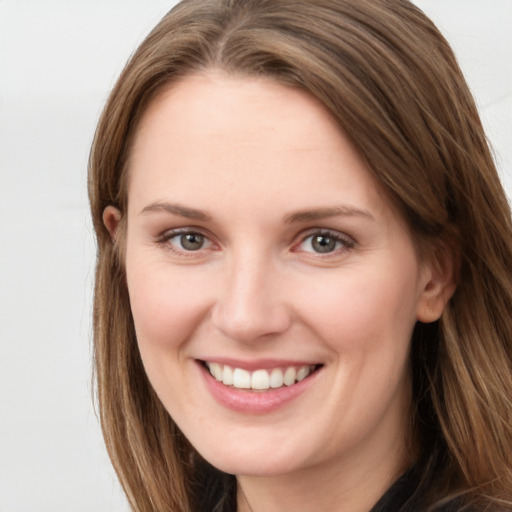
[175,232,206,251]
[296,230,354,254]
[158,229,214,253]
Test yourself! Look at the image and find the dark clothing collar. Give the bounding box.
[369,466,463,512]
[198,461,466,511]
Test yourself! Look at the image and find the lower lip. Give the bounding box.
[198,362,321,414]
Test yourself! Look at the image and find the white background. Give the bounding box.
[0,1,510,511]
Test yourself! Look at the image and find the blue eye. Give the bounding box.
[298,231,353,254]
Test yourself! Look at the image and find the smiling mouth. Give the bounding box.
[203,361,322,391]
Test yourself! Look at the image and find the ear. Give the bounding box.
[102,205,122,242]
[416,242,458,323]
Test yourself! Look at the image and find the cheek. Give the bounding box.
[296,265,419,434]
[301,265,420,355]
[125,261,214,417]
[126,258,214,353]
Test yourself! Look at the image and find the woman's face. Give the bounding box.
[107,72,441,480]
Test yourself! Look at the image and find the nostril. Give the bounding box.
[211,303,292,344]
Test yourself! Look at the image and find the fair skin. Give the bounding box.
[104,71,455,512]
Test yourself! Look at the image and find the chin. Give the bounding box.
[205,453,302,478]
[191,434,312,477]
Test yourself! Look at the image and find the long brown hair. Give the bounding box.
[88,1,512,510]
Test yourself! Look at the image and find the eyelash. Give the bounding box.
[156,227,355,257]
[293,229,355,256]
[156,228,214,256]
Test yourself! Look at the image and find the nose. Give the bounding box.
[211,252,292,344]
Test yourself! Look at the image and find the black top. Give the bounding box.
[196,461,469,511]
[370,466,463,512]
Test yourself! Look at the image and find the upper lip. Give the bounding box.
[197,357,322,371]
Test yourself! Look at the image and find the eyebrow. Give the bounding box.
[139,201,212,221]
[283,206,375,224]
[139,202,374,224]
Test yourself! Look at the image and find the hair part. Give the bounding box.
[88,1,512,510]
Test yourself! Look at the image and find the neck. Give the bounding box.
[238,457,410,512]
[236,418,414,512]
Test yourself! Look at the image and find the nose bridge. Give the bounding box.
[212,245,290,343]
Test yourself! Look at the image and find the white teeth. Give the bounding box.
[233,368,251,389]
[222,365,233,386]
[296,366,309,382]
[251,369,270,390]
[208,362,223,381]
[206,362,317,390]
[269,368,284,388]
[283,367,296,386]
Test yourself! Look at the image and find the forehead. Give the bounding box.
[131,71,347,160]
[126,71,390,221]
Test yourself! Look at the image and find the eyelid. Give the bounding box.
[154,226,355,257]
[156,226,218,254]
[292,228,356,255]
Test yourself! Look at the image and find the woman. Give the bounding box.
[88,1,512,510]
